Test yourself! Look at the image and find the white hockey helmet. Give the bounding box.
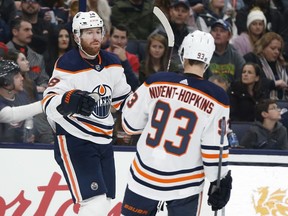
[178,30,215,67]
[72,11,105,37]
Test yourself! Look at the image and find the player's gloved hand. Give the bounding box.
[207,170,232,211]
[57,90,97,116]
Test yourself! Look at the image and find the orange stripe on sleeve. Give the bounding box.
[82,122,113,136]
[202,153,229,159]
[133,159,204,184]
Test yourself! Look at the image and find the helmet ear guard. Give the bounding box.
[178,30,215,69]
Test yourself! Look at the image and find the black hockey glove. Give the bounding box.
[208,170,232,211]
[57,90,97,116]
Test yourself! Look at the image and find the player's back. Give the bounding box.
[122,71,230,200]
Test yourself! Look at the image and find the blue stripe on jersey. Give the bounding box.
[136,152,204,176]
[112,93,131,103]
[63,116,112,139]
[123,117,140,132]
[76,116,114,130]
[201,145,229,151]
[203,161,229,167]
[130,167,205,191]
[145,72,229,107]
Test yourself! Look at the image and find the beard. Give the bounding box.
[80,38,100,56]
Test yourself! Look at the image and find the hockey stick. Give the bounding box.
[153,6,175,71]
[214,117,226,216]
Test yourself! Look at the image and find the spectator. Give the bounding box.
[87,0,112,35]
[207,19,245,83]
[0,42,9,59]
[232,7,266,56]
[139,33,179,84]
[20,0,55,54]
[38,0,69,25]
[111,0,157,40]
[244,32,288,100]
[6,17,49,94]
[229,63,271,121]
[0,0,17,25]
[3,49,54,144]
[196,0,233,33]
[235,0,283,35]
[106,25,140,75]
[208,74,230,91]
[105,25,139,92]
[0,60,43,143]
[154,0,195,72]
[240,99,288,150]
[44,25,72,77]
[4,49,38,101]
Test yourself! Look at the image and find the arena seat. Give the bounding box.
[230,121,253,141]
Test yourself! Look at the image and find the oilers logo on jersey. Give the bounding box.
[92,84,112,119]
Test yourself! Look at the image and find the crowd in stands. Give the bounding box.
[0,0,288,150]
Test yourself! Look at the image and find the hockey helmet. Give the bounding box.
[0,60,20,87]
[178,30,215,66]
[72,11,105,37]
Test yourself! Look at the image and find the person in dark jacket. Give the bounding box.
[240,99,288,149]
[229,62,271,121]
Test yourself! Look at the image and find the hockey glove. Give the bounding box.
[57,90,97,116]
[207,170,232,211]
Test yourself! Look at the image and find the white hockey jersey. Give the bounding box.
[122,72,230,201]
[42,48,131,144]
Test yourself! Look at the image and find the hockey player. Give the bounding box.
[42,11,131,215]
[121,30,232,215]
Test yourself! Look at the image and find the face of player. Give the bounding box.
[110,29,128,50]
[17,52,30,72]
[80,28,103,56]
[241,64,259,86]
[210,26,231,46]
[58,29,70,51]
[169,5,190,25]
[249,20,265,36]
[13,72,24,92]
[149,39,165,59]
[14,21,33,45]
[262,39,281,62]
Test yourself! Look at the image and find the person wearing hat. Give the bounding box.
[196,0,233,33]
[206,19,246,84]
[232,7,266,56]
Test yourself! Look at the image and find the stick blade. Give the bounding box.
[153,6,175,47]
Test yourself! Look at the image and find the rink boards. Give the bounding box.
[0,143,288,216]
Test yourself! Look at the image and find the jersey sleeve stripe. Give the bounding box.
[131,168,205,191]
[203,161,229,167]
[132,159,205,184]
[81,121,113,136]
[202,152,229,159]
[122,117,142,135]
[136,152,203,175]
[64,117,113,139]
[58,135,82,203]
